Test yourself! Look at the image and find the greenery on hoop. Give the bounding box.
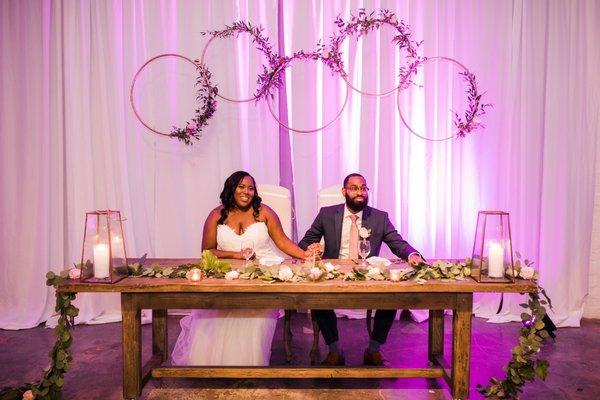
[0,252,550,400]
[201,21,280,103]
[169,63,218,145]
[163,9,489,144]
[453,70,491,138]
[325,9,423,82]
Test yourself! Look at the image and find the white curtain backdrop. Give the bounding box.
[1,0,599,330]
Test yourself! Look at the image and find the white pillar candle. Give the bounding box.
[389,269,401,282]
[192,268,202,282]
[93,243,110,279]
[488,242,504,278]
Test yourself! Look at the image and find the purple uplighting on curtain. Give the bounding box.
[1,0,599,330]
[276,0,297,241]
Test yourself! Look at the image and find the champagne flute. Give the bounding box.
[241,240,255,267]
[358,239,371,267]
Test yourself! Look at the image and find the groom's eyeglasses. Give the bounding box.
[345,186,370,193]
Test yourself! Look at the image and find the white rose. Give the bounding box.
[520,266,535,280]
[324,262,336,272]
[68,268,81,279]
[308,267,323,280]
[225,270,239,280]
[367,267,381,278]
[278,266,294,281]
[359,227,371,239]
[346,272,355,280]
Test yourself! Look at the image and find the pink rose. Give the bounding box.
[68,268,81,280]
[23,390,34,400]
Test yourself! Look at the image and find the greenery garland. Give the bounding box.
[0,252,550,400]
[0,272,77,400]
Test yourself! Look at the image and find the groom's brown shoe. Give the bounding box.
[321,352,345,366]
[363,349,385,366]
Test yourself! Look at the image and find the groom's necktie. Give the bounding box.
[349,214,359,260]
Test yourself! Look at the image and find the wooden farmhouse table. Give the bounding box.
[58,258,537,400]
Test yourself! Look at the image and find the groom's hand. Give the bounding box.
[306,243,323,256]
[408,253,423,266]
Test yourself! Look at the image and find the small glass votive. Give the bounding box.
[389,269,401,282]
[186,268,203,282]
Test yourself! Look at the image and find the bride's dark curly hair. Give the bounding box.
[217,171,262,225]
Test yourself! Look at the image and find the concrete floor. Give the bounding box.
[1,312,598,399]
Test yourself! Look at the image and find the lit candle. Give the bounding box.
[488,242,504,278]
[93,243,110,279]
[187,268,202,282]
[389,269,401,282]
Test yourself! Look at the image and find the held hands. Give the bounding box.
[304,243,323,260]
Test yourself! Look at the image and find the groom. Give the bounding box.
[299,173,423,366]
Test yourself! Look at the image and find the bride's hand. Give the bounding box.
[302,249,314,260]
[238,250,256,260]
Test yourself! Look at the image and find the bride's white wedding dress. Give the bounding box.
[171,222,282,366]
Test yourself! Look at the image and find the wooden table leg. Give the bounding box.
[122,293,142,400]
[451,294,473,400]
[428,309,444,363]
[283,310,293,363]
[152,309,168,361]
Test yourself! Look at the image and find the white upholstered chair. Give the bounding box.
[258,184,292,260]
[257,184,297,362]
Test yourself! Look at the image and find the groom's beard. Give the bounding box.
[345,194,367,212]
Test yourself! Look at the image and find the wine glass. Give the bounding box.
[241,240,255,267]
[358,239,371,267]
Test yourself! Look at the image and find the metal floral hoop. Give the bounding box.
[397,56,475,142]
[130,53,217,144]
[130,53,198,137]
[327,9,423,97]
[200,32,266,103]
[264,55,349,134]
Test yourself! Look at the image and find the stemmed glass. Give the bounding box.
[241,240,255,267]
[358,239,371,267]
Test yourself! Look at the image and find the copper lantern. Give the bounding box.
[80,210,128,283]
[470,211,515,283]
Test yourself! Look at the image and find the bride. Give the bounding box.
[171,171,314,366]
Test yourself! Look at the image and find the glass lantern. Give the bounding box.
[470,211,515,283]
[80,210,128,283]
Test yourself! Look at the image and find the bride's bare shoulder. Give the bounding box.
[205,206,224,222]
[258,204,279,222]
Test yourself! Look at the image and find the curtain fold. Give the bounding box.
[1,0,599,329]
